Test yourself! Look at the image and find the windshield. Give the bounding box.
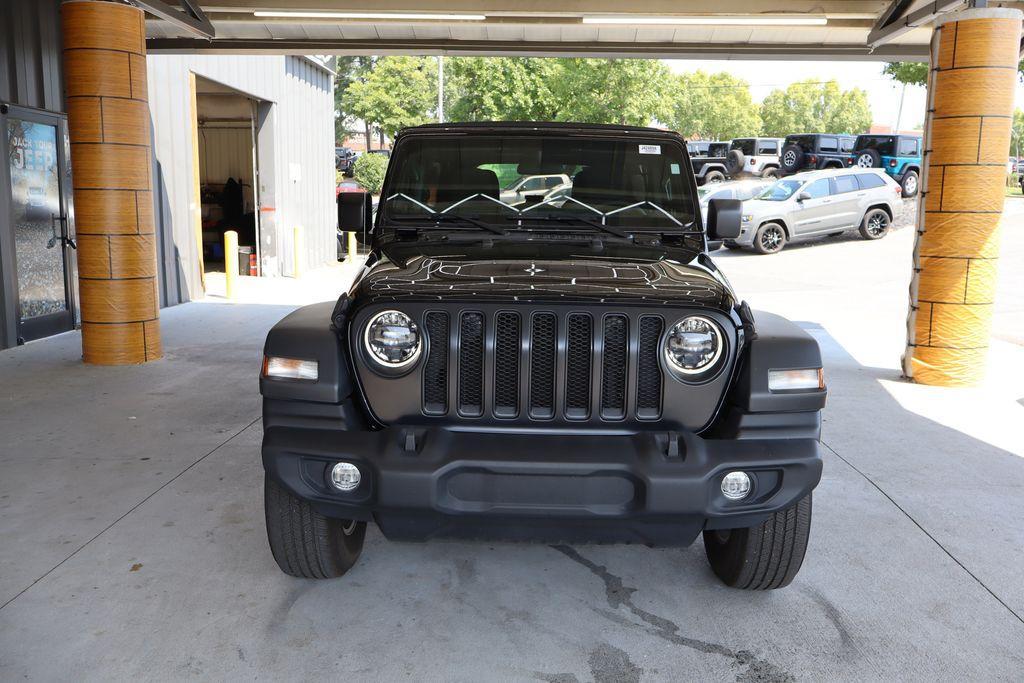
[380,135,695,230]
[755,179,803,201]
[855,136,896,156]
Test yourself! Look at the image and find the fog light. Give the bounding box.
[721,471,752,500]
[330,462,361,492]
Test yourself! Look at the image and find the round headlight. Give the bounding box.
[664,316,723,375]
[364,310,422,368]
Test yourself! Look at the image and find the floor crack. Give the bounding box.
[551,544,795,682]
[0,416,261,612]
[822,440,1024,627]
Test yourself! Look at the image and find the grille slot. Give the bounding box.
[636,316,664,419]
[458,312,484,417]
[565,314,593,419]
[600,315,629,420]
[422,312,450,415]
[529,313,557,419]
[493,312,521,418]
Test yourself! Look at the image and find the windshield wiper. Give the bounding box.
[388,213,506,235]
[513,214,630,239]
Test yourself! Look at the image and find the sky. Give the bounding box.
[666,59,1024,132]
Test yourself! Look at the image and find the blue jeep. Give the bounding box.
[847,134,921,198]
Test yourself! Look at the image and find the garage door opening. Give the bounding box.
[195,76,261,278]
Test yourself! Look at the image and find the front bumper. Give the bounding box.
[263,425,822,546]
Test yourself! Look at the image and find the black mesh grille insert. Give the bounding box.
[529,313,557,419]
[565,314,592,419]
[601,315,628,419]
[422,312,449,415]
[636,316,664,419]
[458,312,484,417]
[493,312,521,418]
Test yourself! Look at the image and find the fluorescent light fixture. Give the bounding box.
[582,15,828,26]
[253,11,486,21]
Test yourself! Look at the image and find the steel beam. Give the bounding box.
[132,0,215,39]
[147,37,932,61]
[867,0,965,48]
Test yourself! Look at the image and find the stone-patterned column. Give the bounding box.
[904,7,1022,386]
[62,0,161,364]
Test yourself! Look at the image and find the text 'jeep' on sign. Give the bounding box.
[260,122,827,590]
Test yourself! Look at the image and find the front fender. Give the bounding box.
[259,301,354,404]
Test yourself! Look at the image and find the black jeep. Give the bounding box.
[687,140,731,185]
[261,122,826,590]
[779,134,856,176]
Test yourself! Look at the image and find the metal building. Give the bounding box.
[0,0,337,349]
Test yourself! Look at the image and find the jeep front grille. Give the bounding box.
[424,309,664,422]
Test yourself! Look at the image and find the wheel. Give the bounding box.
[761,166,780,180]
[859,208,891,240]
[726,149,745,175]
[854,149,882,168]
[753,222,786,254]
[264,474,366,578]
[780,144,803,173]
[900,170,919,198]
[704,170,726,184]
[703,494,812,590]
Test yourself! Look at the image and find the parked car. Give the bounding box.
[260,121,827,590]
[697,179,772,249]
[847,134,922,198]
[1015,158,1024,174]
[688,140,731,185]
[726,167,901,254]
[779,134,856,176]
[726,137,784,179]
[336,147,357,175]
[499,173,571,206]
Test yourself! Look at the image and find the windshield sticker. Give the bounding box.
[639,144,661,155]
[670,163,681,174]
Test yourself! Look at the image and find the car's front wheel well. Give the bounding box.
[866,203,893,221]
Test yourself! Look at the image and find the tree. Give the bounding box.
[884,60,1024,86]
[334,57,371,145]
[665,70,761,140]
[340,56,437,142]
[550,59,673,126]
[445,57,561,122]
[759,80,872,136]
[1012,109,1024,159]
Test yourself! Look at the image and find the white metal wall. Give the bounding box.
[146,55,335,306]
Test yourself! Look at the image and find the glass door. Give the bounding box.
[2,106,76,343]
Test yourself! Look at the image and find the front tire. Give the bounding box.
[265,475,366,579]
[761,166,780,180]
[753,222,786,254]
[703,494,812,590]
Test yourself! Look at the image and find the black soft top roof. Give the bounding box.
[396,121,682,140]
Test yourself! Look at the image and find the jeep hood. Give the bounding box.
[350,253,735,312]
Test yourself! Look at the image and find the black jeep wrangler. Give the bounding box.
[687,140,731,185]
[260,122,826,590]
[779,133,856,176]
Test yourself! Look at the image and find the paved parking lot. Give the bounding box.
[1,200,1022,680]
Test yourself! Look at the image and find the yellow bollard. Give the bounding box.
[293,226,303,279]
[224,230,238,300]
[347,231,357,262]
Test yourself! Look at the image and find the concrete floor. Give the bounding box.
[1,201,1023,680]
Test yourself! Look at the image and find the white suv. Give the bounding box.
[726,138,784,179]
[725,168,902,254]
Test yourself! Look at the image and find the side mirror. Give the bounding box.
[796,192,811,202]
[707,198,742,240]
[338,191,373,244]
